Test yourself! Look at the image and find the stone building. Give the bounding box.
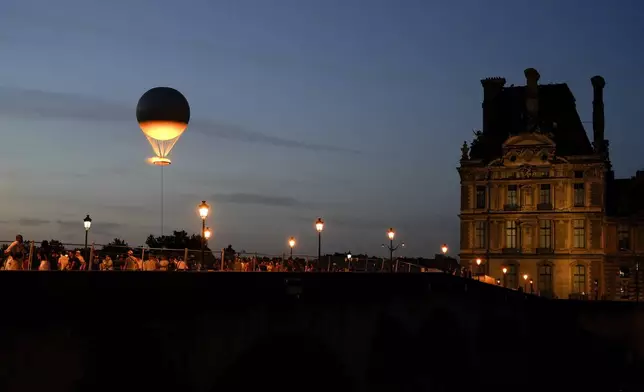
[458,68,643,300]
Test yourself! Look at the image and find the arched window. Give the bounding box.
[538,263,553,296]
[572,264,586,293]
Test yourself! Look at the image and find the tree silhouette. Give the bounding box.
[145,230,209,251]
[100,238,129,256]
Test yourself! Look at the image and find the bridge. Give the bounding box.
[0,272,642,391]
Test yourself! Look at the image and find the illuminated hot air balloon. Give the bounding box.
[136,87,190,166]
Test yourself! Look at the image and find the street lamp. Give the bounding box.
[476,258,482,280]
[502,267,508,288]
[347,251,352,270]
[441,244,448,255]
[198,200,210,269]
[529,279,534,294]
[204,227,212,240]
[383,228,404,272]
[288,237,296,259]
[83,214,92,266]
[523,273,529,292]
[315,217,324,265]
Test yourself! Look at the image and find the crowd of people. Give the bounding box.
[0,234,334,272]
[2,235,432,273]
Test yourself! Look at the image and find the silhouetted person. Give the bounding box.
[4,234,25,270]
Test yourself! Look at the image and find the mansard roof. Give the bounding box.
[607,173,644,217]
[469,83,594,162]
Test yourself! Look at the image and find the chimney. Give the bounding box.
[591,75,606,153]
[480,77,506,133]
[524,68,540,131]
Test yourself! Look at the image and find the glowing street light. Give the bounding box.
[441,244,449,255]
[198,201,210,219]
[476,257,482,280]
[346,251,352,270]
[204,227,212,240]
[382,228,404,272]
[315,218,324,264]
[523,273,529,292]
[83,214,92,267]
[288,237,296,259]
[502,267,508,288]
[198,201,210,268]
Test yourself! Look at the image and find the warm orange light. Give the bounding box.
[441,244,448,254]
[204,227,212,239]
[198,200,210,219]
[502,267,508,274]
[148,156,171,166]
[140,121,186,162]
[387,228,395,240]
[139,121,187,141]
[523,273,528,281]
[315,217,324,232]
[476,258,482,266]
[288,237,296,248]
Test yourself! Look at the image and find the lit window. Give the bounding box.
[476,186,486,209]
[538,264,553,295]
[539,220,552,249]
[572,264,586,293]
[507,185,518,206]
[573,219,586,248]
[573,183,585,207]
[539,184,551,205]
[505,221,517,248]
[475,221,486,248]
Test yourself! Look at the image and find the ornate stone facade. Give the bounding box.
[458,69,641,300]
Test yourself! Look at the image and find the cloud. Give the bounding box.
[56,220,123,237]
[0,86,131,122]
[191,120,359,154]
[211,192,303,208]
[17,218,50,227]
[0,86,358,153]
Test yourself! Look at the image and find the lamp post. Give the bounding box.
[204,227,212,269]
[288,237,296,259]
[523,274,529,292]
[383,228,404,272]
[502,267,508,288]
[83,214,92,268]
[315,218,324,266]
[476,258,482,280]
[529,279,534,294]
[441,244,448,255]
[347,251,352,271]
[198,201,210,269]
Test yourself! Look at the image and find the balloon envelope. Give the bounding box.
[136,87,190,162]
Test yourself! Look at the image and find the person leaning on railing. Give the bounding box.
[4,234,26,270]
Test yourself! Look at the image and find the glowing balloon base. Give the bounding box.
[148,156,171,166]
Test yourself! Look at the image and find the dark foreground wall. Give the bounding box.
[0,272,642,392]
